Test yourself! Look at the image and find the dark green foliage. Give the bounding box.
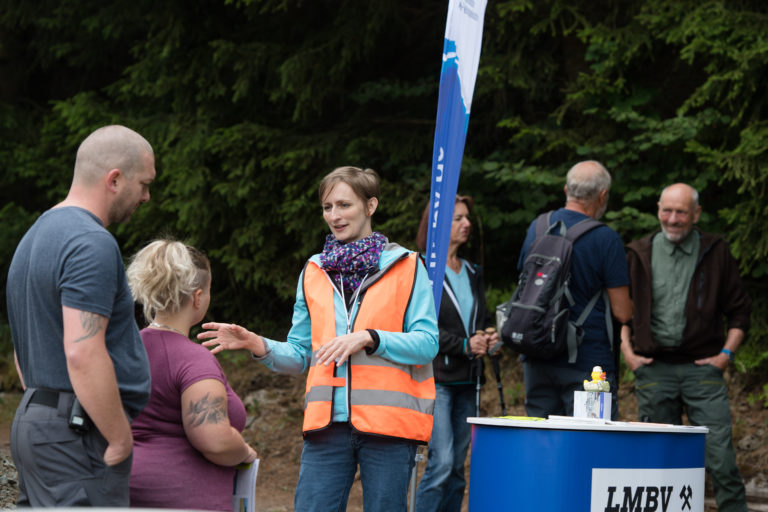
[1,0,767,388]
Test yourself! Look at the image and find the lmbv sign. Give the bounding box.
[591,468,705,512]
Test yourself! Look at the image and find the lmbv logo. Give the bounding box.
[591,468,705,512]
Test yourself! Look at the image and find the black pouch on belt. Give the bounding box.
[68,396,91,434]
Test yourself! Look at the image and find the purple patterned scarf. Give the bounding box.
[320,232,386,295]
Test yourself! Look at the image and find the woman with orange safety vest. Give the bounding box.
[198,166,439,512]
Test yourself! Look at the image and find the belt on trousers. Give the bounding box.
[29,388,71,408]
[29,388,133,422]
[27,388,94,434]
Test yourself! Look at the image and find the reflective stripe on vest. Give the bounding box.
[301,252,435,443]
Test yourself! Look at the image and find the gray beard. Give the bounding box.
[660,226,691,243]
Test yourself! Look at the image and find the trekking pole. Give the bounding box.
[485,326,507,416]
[408,448,426,512]
[475,359,482,417]
[490,355,507,416]
[473,332,485,417]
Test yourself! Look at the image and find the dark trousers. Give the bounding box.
[523,359,619,420]
[635,361,747,512]
[11,388,133,507]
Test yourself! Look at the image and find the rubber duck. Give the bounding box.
[583,365,610,392]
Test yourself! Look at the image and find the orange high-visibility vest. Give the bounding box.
[301,252,435,443]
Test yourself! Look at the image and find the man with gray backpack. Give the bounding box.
[501,160,633,419]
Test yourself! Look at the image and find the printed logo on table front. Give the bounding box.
[591,468,705,512]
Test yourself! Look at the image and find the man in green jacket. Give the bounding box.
[621,183,751,512]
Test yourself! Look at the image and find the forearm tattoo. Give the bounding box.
[72,311,105,343]
[186,393,228,427]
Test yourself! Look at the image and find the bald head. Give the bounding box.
[565,161,612,202]
[660,183,699,210]
[73,125,154,186]
[658,183,701,243]
[563,160,612,219]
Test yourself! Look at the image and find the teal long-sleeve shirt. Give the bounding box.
[258,244,439,422]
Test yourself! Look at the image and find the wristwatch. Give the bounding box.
[721,348,735,362]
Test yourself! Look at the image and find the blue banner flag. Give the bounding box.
[425,0,487,313]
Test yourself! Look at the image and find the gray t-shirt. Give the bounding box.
[6,206,150,417]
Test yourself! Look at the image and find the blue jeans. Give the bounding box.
[414,384,475,512]
[294,422,417,512]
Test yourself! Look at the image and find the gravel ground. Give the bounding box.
[0,449,18,509]
[1,365,766,511]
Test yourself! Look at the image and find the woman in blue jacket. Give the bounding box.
[199,166,438,512]
[413,194,498,512]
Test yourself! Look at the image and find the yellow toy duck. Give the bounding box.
[583,365,610,392]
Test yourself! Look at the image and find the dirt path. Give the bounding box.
[1,357,767,511]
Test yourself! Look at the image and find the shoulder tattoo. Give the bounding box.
[185,393,228,427]
[72,311,106,344]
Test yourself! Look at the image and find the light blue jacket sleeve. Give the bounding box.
[257,252,438,371]
[368,256,439,365]
[258,268,313,374]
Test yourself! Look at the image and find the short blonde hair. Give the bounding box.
[127,240,210,323]
[318,166,380,204]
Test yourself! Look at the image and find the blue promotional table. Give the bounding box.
[467,417,707,512]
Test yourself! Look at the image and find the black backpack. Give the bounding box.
[498,212,611,362]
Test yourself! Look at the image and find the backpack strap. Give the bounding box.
[536,212,601,242]
[566,289,614,363]
[535,211,567,238]
[563,217,603,242]
[604,289,614,351]
[562,217,608,364]
[566,289,600,363]
[561,216,604,309]
[533,212,551,238]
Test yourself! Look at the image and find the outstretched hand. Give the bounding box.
[198,322,266,356]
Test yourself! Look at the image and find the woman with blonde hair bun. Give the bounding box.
[126,239,257,511]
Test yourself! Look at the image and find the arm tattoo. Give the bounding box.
[72,311,105,344]
[185,393,228,427]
